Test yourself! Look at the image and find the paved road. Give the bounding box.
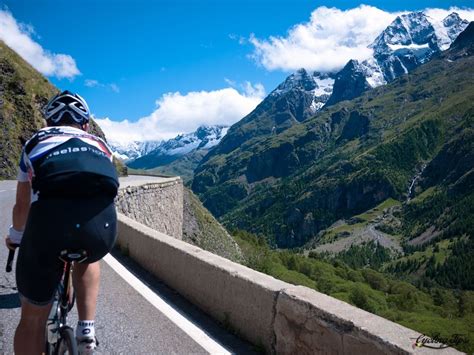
[119,175,179,187]
[314,223,402,254]
[0,179,256,354]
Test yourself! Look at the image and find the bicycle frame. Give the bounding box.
[46,249,87,355]
[46,261,75,349]
[59,261,74,325]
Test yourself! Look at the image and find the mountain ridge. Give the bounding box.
[125,125,228,169]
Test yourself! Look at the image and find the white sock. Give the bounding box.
[76,320,95,339]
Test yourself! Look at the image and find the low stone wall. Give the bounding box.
[116,214,462,354]
[115,178,183,239]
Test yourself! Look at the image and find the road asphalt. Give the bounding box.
[0,179,256,354]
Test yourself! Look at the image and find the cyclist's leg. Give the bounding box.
[15,200,65,354]
[14,300,52,354]
[73,261,100,321]
[71,196,117,348]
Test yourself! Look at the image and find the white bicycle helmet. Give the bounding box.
[44,90,90,125]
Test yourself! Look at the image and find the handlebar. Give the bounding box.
[6,244,20,273]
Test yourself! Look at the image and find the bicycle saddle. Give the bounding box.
[59,249,88,263]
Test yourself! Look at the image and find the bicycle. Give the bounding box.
[6,246,88,355]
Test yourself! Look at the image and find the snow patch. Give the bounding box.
[361,57,386,88]
[313,76,335,96]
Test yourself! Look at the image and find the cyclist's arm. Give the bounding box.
[5,182,31,250]
[12,181,31,231]
[5,145,33,249]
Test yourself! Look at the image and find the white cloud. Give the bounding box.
[0,9,80,79]
[224,77,237,87]
[109,83,120,93]
[85,79,100,87]
[229,33,246,45]
[85,79,120,93]
[249,5,474,73]
[96,84,266,144]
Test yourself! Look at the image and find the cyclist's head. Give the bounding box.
[44,90,90,129]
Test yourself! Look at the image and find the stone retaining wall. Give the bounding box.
[116,213,463,354]
[115,179,183,239]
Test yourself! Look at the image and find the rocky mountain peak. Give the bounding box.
[195,124,226,141]
[447,21,474,57]
[273,68,317,93]
[370,12,436,55]
[443,13,470,42]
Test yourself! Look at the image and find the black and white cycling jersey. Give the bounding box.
[18,126,119,198]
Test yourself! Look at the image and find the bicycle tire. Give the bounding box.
[56,326,78,355]
[45,340,55,355]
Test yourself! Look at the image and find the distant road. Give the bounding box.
[0,178,255,354]
[119,174,179,187]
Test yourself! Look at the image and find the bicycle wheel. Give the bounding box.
[56,326,78,355]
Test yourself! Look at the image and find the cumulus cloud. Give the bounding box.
[249,5,474,73]
[0,9,80,79]
[95,84,266,143]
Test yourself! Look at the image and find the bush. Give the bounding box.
[362,269,388,291]
[349,284,375,313]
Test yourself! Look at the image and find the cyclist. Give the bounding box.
[4,90,119,354]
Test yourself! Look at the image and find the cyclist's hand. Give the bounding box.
[5,236,18,251]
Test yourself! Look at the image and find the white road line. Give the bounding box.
[0,190,6,193]
[103,254,231,355]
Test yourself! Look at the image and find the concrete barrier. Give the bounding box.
[116,213,463,354]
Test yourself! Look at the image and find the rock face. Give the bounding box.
[325,60,372,106]
[448,21,474,57]
[183,188,243,262]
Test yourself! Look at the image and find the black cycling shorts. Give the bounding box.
[16,196,117,306]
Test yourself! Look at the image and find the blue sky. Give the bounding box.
[1,1,473,142]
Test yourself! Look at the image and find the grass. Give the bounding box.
[354,198,401,221]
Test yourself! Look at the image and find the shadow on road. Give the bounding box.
[0,292,20,309]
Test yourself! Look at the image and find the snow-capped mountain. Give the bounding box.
[109,140,162,161]
[273,12,469,110]
[151,125,228,157]
[326,12,469,105]
[127,125,228,169]
[370,12,469,79]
